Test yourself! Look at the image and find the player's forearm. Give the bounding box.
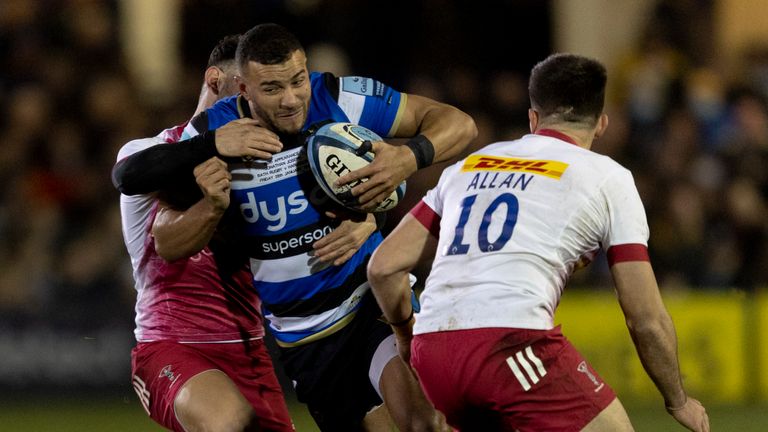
[627,313,687,408]
[112,131,218,195]
[369,271,414,326]
[417,104,477,165]
[153,199,224,261]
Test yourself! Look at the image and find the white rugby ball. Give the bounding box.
[306,122,406,213]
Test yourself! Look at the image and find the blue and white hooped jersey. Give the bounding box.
[181,72,406,346]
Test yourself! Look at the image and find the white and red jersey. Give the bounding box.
[117,124,264,342]
[412,130,649,334]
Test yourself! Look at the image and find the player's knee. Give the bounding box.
[211,404,260,432]
[177,395,259,432]
[403,416,443,432]
[195,410,260,432]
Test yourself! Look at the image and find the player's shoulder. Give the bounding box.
[191,94,243,132]
[311,71,386,99]
[528,133,630,175]
[116,136,165,161]
[337,74,389,98]
[116,122,188,161]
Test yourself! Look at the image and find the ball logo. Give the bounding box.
[324,154,365,189]
[307,122,405,212]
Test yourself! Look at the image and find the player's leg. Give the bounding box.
[580,398,634,432]
[213,338,294,431]
[475,326,626,432]
[131,341,263,432]
[371,334,449,432]
[360,403,395,431]
[174,369,261,432]
[276,309,390,431]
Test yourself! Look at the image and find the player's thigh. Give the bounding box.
[132,341,260,432]
[277,302,389,431]
[580,398,634,432]
[174,369,255,432]
[211,339,293,431]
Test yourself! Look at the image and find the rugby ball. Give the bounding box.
[306,122,406,213]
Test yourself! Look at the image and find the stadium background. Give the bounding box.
[1,0,768,430]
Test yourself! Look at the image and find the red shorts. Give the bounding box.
[411,326,615,432]
[131,339,292,432]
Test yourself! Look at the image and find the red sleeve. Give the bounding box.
[409,200,441,238]
[607,243,649,266]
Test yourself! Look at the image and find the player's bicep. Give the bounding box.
[370,213,437,279]
[391,94,435,138]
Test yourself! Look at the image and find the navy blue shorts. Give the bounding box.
[278,292,394,431]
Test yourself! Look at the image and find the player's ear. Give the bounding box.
[235,75,250,100]
[204,66,222,95]
[528,109,539,133]
[594,113,609,139]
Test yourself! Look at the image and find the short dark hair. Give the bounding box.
[207,34,241,68]
[236,23,304,71]
[528,53,607,125]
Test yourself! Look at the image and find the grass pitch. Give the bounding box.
[0,394,766,431]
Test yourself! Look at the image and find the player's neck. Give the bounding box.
[194,87,219,117]
[534,127,594,150]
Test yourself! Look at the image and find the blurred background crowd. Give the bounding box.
[0,0,767,393]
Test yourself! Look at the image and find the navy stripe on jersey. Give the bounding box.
[245,219,335,260]
[256,233,380,308]
[321,72,339,100]
[190,111,209,133]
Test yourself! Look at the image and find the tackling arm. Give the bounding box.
[112,131,218,196]
[367,213,438,362]
[611,260,709,432]
[153,198,224,261]
[153,157,230,261]
[112,118,282,196]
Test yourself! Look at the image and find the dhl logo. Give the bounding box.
[461,155,568,179]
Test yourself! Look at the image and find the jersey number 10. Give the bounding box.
[447,193,519,255]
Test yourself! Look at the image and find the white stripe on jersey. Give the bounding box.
[250,254,331,283]
[265,283,368,333]
[337,89,365,124]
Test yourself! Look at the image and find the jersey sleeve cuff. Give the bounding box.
[607,243,649,266]
[409,200,441,238]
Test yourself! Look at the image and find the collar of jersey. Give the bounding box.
[535,128,577,146]
[237,94,253,119]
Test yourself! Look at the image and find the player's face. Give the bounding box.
[240,50,311,135]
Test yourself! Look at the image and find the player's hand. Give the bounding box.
[194,157,230,212]
[313,212,375,266]
[214,118,283,159]
[666,396,709,432]
[335,141,416,212]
